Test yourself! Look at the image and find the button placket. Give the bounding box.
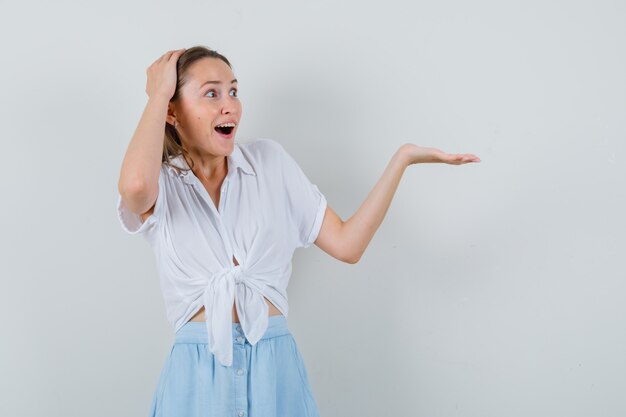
[195,173,239,272]
[233,324,248,417]
[218,178,228,210]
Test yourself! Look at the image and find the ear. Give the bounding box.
[165,101,178,126]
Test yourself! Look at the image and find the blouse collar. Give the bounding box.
[166,144,256,185]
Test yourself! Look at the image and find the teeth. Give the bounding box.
[216,122,235,128]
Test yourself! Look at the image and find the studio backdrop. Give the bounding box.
[1,0,625,416]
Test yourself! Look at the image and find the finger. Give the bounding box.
[454,154,474,164]
[159,50,178,62]
[168,48,186,61]
[462,155,481,162]
[149,55,164,67]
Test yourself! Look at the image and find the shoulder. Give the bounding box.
[236,138,292,169]
[238,137,285,156]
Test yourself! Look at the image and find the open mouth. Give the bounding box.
[214,121,236,137]
[215,125,235,135]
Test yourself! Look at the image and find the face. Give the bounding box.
[169,58,242,157]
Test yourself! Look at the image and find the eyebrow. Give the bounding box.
[200,79,238,88]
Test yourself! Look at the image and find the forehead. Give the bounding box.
[186,58,235,86]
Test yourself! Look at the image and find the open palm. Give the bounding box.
[400,143,481,165]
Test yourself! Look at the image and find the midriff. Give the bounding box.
[186,255,283,324]
[187,298,283,323]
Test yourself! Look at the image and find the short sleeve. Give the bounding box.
[116,167,166,236]
[274,141,327,248]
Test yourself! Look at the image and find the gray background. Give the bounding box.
[1,0,625,416]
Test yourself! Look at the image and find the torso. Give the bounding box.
[188,255,284,324]
[140,165,283,324]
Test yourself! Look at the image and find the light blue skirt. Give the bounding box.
[148,315,320,417]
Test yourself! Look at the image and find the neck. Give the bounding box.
[186,151,228,182]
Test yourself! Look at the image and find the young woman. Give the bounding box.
[117,45,480,417]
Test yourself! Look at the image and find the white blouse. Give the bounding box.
[116,138,327,367]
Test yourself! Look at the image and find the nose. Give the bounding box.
[221,96,238,114]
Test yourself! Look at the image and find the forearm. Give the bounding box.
[118,95,170,194]
[341,147,409,263]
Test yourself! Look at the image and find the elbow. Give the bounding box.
[118,178,153,214]
[343,251,362,265]
[338,225,362,264]
[118,175,147,198]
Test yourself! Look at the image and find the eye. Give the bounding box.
[230,88,238,97]
[205,90,216,98]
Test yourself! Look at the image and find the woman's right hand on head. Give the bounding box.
[145,48,186,101]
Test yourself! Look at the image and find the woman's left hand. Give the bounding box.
[398,143,481,166]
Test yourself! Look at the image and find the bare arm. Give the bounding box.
[117,95,169,214]
[314,147,408,264]
[117,48,185,215]
[314,144,480,264]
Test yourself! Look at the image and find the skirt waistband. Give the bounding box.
[174,315,290,344]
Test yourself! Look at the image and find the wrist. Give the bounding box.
[394,144,413,168]
[147,93,172,107]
